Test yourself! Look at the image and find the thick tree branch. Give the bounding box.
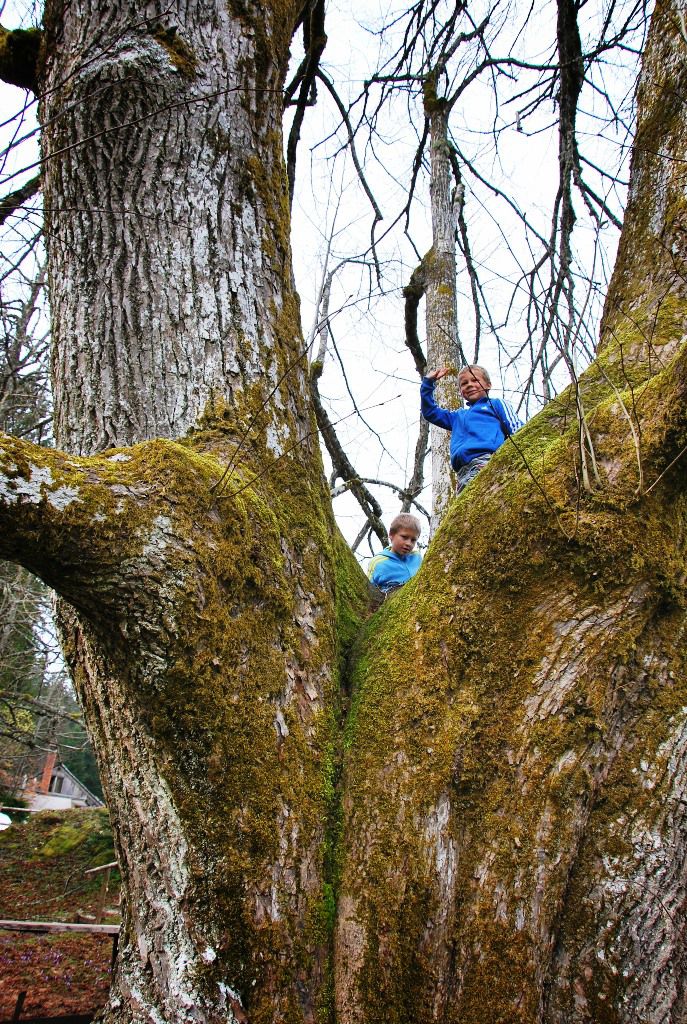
[0,25,41,93]
[402,258,429,377]
[0,174,41,227]
[0,434,210,616]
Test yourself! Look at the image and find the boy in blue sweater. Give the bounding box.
[421,364,522,492]
[368,513,422,595]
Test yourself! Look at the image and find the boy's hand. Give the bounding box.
[426,366,451,381]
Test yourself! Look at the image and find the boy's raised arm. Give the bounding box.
[420,371,454,430]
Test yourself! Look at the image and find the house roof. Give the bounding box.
[52,761,104,807]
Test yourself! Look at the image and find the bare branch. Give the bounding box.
[285,0,327,206]
[316,70,384,277]
[0,173,40,227]
[310,361,388,547]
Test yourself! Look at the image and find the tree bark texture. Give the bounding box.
[40,0,306,455]
[0,0,686,1022]
[334,1,687,1020]
[424,97,461,531]
[7,1,370,1022]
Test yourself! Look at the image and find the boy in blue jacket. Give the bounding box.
[368,513,422,595]
[421,364,522,492]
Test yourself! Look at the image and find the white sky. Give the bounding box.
[286,0,639,557]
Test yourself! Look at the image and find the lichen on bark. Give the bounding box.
[2,0,687,1021]
[335,330,687,1022]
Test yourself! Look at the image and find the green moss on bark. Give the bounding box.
[0,25,42,92]
[0,415,367,1021]
[127,432,363,1017]
[337,333,687,1020]
[150,25,198,77]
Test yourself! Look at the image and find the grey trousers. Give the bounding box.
[456,454,492,493]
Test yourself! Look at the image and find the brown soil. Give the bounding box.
[0,933,113,1021]
[0,808,119,1023]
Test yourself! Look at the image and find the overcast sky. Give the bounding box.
[286,0,636,555]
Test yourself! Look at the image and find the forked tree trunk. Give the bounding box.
[0,0,686,1022]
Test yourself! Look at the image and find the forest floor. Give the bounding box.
[0,807,119,1022]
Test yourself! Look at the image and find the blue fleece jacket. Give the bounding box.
[367,547,422,593]
[420,377,522,470]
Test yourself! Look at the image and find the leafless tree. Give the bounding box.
[288,0,648,540]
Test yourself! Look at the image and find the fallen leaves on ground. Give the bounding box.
[0,933,112,1020]
[0,809,119,1021]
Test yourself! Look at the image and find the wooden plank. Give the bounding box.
[1,1015,95,1024]
[0,920,119,935]
[83,862,117,875]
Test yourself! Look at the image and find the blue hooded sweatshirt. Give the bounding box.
[367,547,422,593]
[420,376,522,470]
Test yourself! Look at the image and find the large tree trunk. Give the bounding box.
[3,2,369,1022]
[41,0,304,453]
[1,0,686,1022]
[334,0,687,1020]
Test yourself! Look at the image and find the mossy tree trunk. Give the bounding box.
[335,1,687,1020]
[2,1,369,1022]
[1,0,687,1023]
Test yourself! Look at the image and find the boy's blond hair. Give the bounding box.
[458,364,491,387]
[389,513,421,537]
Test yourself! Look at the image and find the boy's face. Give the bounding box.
[390,528,419,557]
[458,369,489,403]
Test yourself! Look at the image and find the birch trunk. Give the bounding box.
[425,97,461,531]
